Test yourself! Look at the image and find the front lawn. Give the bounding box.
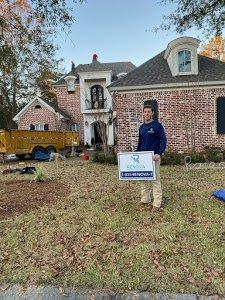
[0,159,224,295]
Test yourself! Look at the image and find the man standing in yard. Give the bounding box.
[137,105,167,212]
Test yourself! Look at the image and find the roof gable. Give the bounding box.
[13,96,70,121]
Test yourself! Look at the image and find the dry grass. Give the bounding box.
[0,158,224,295]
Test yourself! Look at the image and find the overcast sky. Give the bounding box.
[54,0,205,72]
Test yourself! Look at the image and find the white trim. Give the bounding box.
[164,37,200,60]
[13,96,66,121]
[82,108,109,114]
[78,70,113,76]
[108,81,225,92]
[54,84,80,87]
[64,75,77,81]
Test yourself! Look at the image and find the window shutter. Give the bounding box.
[144,99,158,121]
[217,97,225,134]
[30,124,35,130]
[44,124,49,131]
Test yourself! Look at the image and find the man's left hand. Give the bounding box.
[153,154,161,161]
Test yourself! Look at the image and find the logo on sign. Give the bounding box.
[127,154,145,170]
[131,154,140,164]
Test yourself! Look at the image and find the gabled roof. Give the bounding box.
[43,99,70,119]
[13,96,70,121]
[54,61,136,85]
[108,51,225,90]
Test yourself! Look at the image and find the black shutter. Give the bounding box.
[30,124,35,130]
[44,124,49,131]
[144,99,158,121]
[217,97,225,134]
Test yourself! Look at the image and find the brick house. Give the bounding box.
[14,36,225,152]
[14,55,136,147]
[13,97,71,131]
[108,36,225,152]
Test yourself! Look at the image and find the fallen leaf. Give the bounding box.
[155,271,163,278]
[211,270,220,277]
[153,259,159,266]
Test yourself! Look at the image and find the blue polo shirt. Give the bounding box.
[137,121,167,155]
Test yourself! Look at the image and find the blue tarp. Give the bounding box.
[213,189,225,202]
[34,152,50,161]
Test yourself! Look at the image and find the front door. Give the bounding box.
[94,122,104,144]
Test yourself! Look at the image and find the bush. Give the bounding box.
[161,152,184,165]
[34,166,47,182]
[92,152,118,165]
[93,148,225,166]
[188,152,206,163]
[204,146,224,163]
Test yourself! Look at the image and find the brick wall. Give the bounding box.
[55,85,84,142]
[115,87,225,153]
[18,102,63,131]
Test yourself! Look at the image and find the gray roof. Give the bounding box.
[43,99,70,120]
[54,61,136,85]
[109,51,225,89]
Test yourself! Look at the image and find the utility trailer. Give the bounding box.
[0,129,80,159]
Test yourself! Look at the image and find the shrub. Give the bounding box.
[161,152,184,165]
[204,146,224,162]
[34,166,47,182]
[92,152,118,165]
[188,152,206,163]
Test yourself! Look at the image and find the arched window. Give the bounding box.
[178,50,191,72]
[64,76,76,93]
[90,85,104,109]
[67,79,75,92]
[35,104,42,109]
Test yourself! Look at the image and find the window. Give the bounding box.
[70,123,80,132]
[91,85,105,109]
[217,97,225,134]
[178,50,191,73]
[67,79,75,93]
[35,104,42,109]
[30,124,48,131]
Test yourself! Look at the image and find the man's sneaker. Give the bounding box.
[151,206,163,213]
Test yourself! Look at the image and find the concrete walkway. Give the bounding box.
[0,285,224,300]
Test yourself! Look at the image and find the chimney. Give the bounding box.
[92,53,98,62]
[71,61,75,72]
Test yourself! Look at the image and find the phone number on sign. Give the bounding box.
[121,171,153,178]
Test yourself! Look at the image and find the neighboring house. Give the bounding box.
[14,54,136,147]
[13,97,70,131]
[108,36,225,152]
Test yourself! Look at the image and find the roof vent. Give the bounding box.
[117,72,127,79]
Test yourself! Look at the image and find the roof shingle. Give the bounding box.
[108,51,225,89]
[54,61,136,85]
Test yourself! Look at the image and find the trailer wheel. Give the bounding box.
[45,146,56,155]
[16,154,26,160]
[31,146,45,159]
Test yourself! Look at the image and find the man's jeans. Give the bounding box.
[140,159,162,208]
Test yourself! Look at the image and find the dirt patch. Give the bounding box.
[0,180,70,218]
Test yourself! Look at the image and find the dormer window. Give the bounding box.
[64,75,77,93]
[164,37,200,77]
[178,50,191,73]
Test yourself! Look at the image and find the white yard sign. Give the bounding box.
[117,151,156,180]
